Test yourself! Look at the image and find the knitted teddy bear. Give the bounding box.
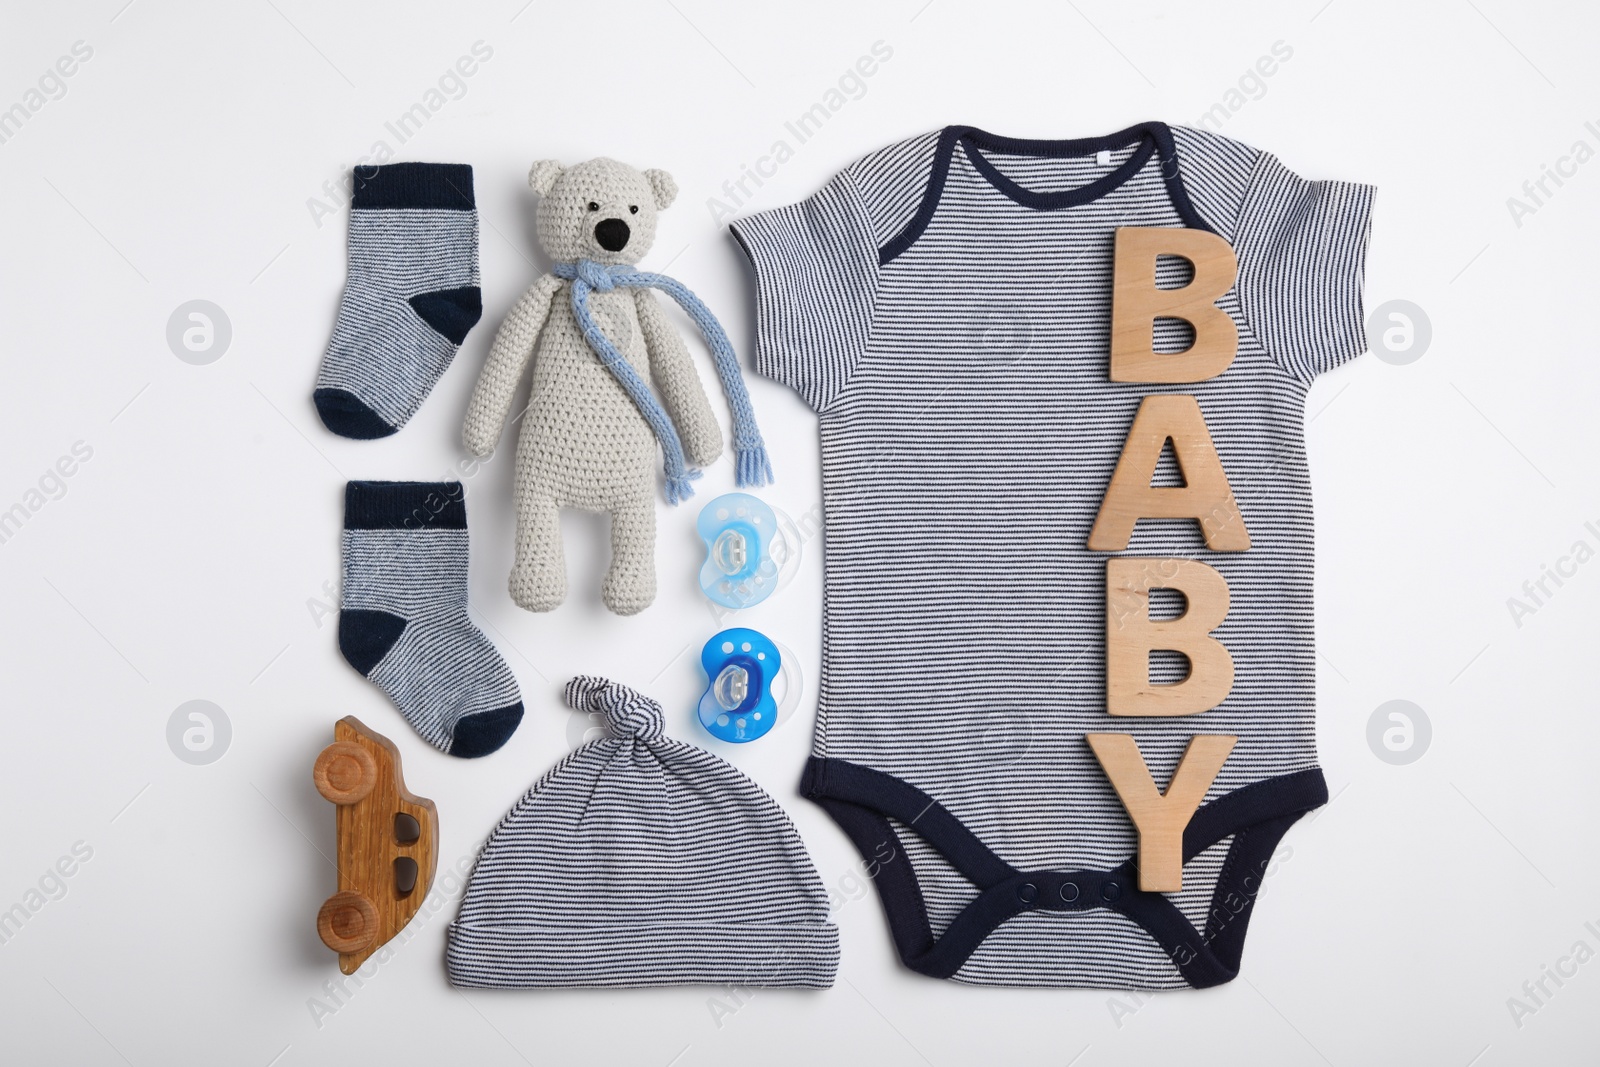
[462,157,770,616]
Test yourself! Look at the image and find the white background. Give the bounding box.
[1,0,1597,1063]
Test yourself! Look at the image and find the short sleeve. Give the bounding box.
[1232,153,1375,382]
[729,170,879,413]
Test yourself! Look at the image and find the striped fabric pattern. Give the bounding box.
[316,198,481,434]
[1234,153,1374,381]
[731,171,878,414]
[730,123,1372,987]
[342,528,520,750]
[339,481,522,758]
[446,677,840,989]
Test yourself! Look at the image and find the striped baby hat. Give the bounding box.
[446,676,839,989]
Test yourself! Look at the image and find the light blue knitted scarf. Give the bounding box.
[553,259,773,505]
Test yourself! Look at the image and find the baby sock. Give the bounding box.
[339,481,523,758]
[314,163,483,439]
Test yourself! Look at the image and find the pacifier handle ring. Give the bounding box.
[772,639,803,729]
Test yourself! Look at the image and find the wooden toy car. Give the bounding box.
[312,716,439,974]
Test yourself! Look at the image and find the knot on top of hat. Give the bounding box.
[565,676,664,742]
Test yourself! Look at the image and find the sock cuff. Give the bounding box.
[345,481,467,530]
[351,163,475,212]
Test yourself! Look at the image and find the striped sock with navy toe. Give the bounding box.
[339,481,523,758]
[314,163,483,439]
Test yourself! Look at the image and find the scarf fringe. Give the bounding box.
[735,443,774,488]
[664,468,702,505]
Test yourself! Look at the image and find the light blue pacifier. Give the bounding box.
[698,628,781,743]
[697,493,782,610]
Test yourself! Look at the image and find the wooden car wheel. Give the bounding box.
[317,890,378,954]
[313,741,377,805]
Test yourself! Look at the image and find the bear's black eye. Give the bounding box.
[629,205,638,214]
[587,201,599,211]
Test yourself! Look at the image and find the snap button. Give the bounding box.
[1101,880,1122,902]
[1017,882,1038,904]
[1059,881,1080,903]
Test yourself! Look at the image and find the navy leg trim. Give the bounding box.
[802,757,1327,986]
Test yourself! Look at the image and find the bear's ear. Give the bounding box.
[528,160,564,196]
[643,168,677,210]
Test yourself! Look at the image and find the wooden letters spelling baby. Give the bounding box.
[1087,227,1246,893]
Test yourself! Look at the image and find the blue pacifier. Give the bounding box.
[697,493,781,610]
[698,628,781,743]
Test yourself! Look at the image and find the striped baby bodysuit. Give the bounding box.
[730,122,1373,988]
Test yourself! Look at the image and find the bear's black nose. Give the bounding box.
[594,218,631,252]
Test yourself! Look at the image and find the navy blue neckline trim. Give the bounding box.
[802,756,1326,987]
[961,126,1158,211]
[879,121,1211,266]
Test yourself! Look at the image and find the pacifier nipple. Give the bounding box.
[712,528,748,574]
[712,664,749,710]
